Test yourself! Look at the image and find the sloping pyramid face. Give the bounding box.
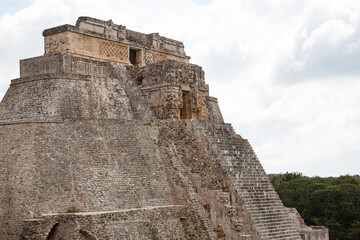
[0,17,328,240]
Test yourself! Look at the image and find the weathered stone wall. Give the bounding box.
[157,120,261,239]
[2,53,153,121]
[0,120,176,238]
[188,121,305,239]
[0,117,262,239]
[302,227,329,240]
[206,96,224,123]
[287,208,329,240]
[43,17,190,65]
[22,205,186,239]
[20,53,116,78]
[127,60,210,120]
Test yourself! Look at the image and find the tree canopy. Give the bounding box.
[270,173,360,240]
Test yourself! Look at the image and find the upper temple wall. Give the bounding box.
[42,17,190,65]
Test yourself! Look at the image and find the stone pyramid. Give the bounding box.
[0,17,328,240]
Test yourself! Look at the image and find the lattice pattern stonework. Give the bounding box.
[148,52,167,63]
[100,41,128,61]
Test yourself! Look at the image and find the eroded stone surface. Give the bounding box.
[0,17,328,240]
[43,16,190,65]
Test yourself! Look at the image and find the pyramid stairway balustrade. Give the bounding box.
[192,121,302,240]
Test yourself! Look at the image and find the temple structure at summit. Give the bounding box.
[0,17,328,240]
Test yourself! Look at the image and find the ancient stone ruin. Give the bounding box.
[0,17,329,239]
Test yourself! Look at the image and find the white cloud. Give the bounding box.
[276,1,360,82]
[303,19,354,50]
[0,0,359,176]
[253,78,360,176]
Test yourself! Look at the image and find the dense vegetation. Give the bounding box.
[270,173,360,240]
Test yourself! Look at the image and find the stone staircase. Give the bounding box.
[195,122,301,240]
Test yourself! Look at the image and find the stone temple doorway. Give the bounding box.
[181,91,192,119]
[129,48,142,65]
[129,49,137,65]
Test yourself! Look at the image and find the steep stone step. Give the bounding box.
[203,122,301,240]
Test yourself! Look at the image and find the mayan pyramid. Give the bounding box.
[0,17,328,240]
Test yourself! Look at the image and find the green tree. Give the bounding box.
[348,221,360,240]
[274,176,321,222]
[270,173,360,240]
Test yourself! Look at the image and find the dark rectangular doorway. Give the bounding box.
[181,91,192,119]
[129,49,137,65]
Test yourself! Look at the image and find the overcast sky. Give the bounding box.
[0,0,359,177]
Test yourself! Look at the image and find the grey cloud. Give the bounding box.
[275,19,360,84]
